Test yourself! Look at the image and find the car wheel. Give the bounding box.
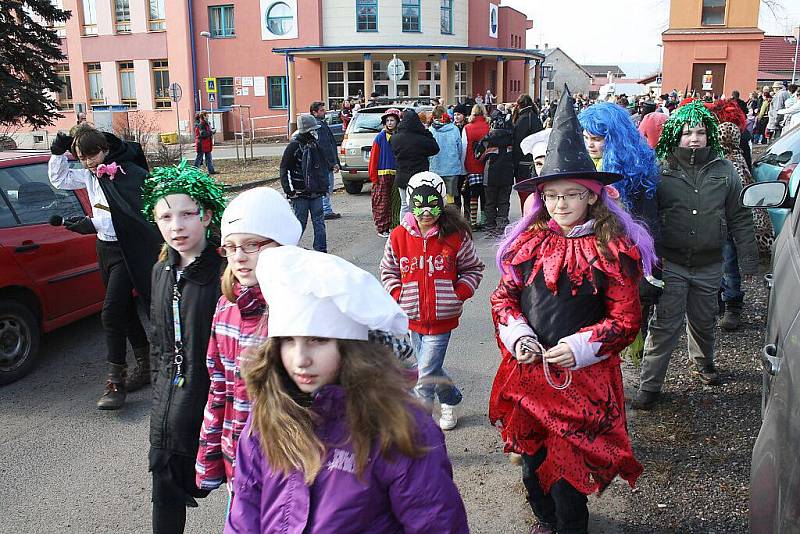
[344,181,364,195]
[0,300,41,385]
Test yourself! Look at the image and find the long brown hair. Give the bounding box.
[436,204,472,241]
[530,194,623,261]
[243,338,427,484]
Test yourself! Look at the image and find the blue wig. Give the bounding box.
[578,103,660,206]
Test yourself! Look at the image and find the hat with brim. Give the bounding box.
[772,81,785,89]
[514,87,620,193]
[296,114,321,134]
[381,108,401,123]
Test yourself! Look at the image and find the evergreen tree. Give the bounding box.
[0,0,71,129]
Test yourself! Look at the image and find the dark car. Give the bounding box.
[0,151,105,384]
[751,125,800,233]
[741,179,800,532]
[324,110,344,145]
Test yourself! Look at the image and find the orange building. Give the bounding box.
[662,0,764,96]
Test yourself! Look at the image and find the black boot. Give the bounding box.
[97,363,127,410]
[126,345,151,392]
[720,300,743,331]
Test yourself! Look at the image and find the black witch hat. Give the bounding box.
[514,86,621,192]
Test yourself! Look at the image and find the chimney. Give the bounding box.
[544,43,548,49]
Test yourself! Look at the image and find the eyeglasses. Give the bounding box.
[217,240,273,257]
[541,191,590,203]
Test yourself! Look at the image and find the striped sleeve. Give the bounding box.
[380,236,403,300]
[196,313,227,491]
[453,236,484,300]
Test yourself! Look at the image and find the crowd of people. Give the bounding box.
[46,73,794,532]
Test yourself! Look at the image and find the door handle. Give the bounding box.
[762,344,781,376]
[15,243,40,253]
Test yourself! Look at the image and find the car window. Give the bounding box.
[350,112,383,134]
[0,191,16,228]
[763,127,800,165]
[326,113,342,125]
[0,162,84,227]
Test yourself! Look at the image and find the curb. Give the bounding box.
[222,176,346,194]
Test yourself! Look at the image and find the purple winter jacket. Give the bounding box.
[225,385,469,533]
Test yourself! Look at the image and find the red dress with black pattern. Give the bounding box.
[489,225,643,495]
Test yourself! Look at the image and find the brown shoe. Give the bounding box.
[126,346,151,392]
[97,363,127,410]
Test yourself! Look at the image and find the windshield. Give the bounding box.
[761,126,800,166]
[349,112,383,134]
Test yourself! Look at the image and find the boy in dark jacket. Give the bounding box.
[633,101,759,410]
[476,127,514,235]
[389,109,440,219]
[280,114,329,252]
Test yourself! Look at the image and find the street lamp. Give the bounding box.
[200,31,214,124]
[792,27,799,84]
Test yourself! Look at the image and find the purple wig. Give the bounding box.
[496,188,657,281]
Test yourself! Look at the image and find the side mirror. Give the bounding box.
[741,181,791,209]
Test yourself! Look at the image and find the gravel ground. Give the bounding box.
[605,268,769,533]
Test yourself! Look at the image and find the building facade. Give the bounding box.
[661,0,764,96]
[21,0,540,147]
[536,48,593,101]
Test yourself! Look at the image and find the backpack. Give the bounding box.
[297,139,329,194]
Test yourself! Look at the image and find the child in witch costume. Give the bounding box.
[226,246,468,533]
[368,108,401,237]
[381,172,484,430]
[142,161,227,534]
[490,90,656,534]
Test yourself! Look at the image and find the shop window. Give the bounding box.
[402,0,420,32]
[266,2,293,36]
[115,0,131,33]
[701,0,725,26]
[209,5,235,37]
[152,60,171,108]
[56,64,73,110]
[87,63,103,105]
[218,77,235,109]
[82,0,97,35]
[149,0,166,31]
[356,0,377,32]
[440,0,452,35]
[119,61,136,108]
[418,62,441,98]
[268,76,287,109]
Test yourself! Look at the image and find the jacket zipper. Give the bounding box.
[421,236,430,326]
[161,269,180,446]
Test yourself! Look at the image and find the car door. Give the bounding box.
[0,161,103,321]
[750,186,800,532]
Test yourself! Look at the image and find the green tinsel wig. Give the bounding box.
[655,100,722,160]
[142,159,226,228]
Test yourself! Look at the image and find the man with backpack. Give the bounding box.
[280,114,328,252]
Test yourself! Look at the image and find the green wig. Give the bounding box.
[655,100,722,160]
[142,159,226,228]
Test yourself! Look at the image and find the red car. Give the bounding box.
[0,150,104,384]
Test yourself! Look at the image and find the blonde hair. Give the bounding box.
[470,104,487,121]
[221,264,238,302]
[243,338,427,484]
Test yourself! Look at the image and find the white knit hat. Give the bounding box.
[256,246,408,341]
[221,187,301,246]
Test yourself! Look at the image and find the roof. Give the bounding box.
[756,70,792,81]
[539,48,593,79]
[272,45,543,61]
[759,35,798,74]
[589,78,646,92]
[581,64,627,78]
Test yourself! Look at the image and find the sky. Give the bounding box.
[502,0,800,77]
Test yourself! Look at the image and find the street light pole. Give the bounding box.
[792,27,799,84]
[200,31,214,125]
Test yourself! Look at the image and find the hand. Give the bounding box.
[514,336,543,364]
[50,132,74,156]
[543,343,576,368]
[64,216,96,235]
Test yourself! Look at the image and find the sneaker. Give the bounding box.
[324,212,342,220]
[530,525,555,534]
[630,389,660,411]
[377,231,390,238]
[694,364,721,385]
[439,403,458,430]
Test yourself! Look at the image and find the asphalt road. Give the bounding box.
[0,185,627,533]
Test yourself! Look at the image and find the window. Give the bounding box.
[86,63,103,105]
[149,0,166,31]
[152,60,170,108]
[115,0,130,33]
[440,0,452,35]
[268,76,288,109]
[418,61,441,98]
[218,77,235,108]
[0,164,84,227]
[209,5,235,37]
[454,62,467,102]
[118,61,136,108]
[82,0,97,35]
[356,0,377,32]
[402,0,420,32]
[50,0,66,37]
[701,0,725,26]
[266,2,293,36]
[372,60,410,98]
[55,64,73,110]
[326,62,366,109]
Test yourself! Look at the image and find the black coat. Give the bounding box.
[149,243,223,458]
[477,129,515,187]
[389,109,440,189]
[97,133,161,308]
[511,107,544,180]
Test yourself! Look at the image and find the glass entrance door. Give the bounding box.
[373,60,410,98]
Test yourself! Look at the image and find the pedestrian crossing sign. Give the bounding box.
[205,78,217,94]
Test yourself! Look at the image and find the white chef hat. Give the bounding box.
[221,187,301,246]
[520,128,552,160]
[256,246,408,341]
